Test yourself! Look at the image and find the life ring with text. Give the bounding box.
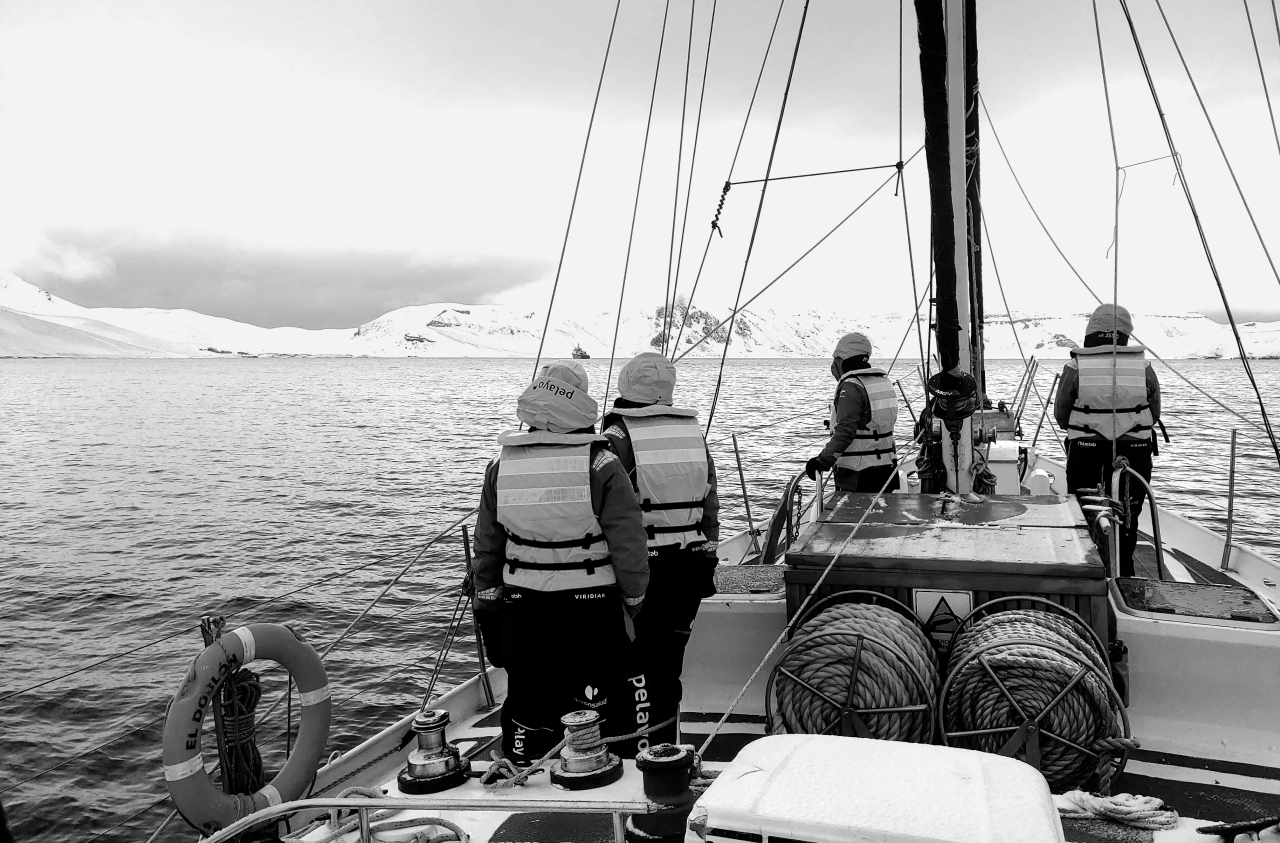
[161,623,331,834]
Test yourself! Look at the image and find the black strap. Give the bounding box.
[849,430,892,441]
[641,497,707,512]
[1156,418,1170,443]
[506,557,611,575]
[646,523,703,539]
[1067,422,1153,435]
[506,530,604,550]
[842,445,897,458]
[1072,402,1151,415]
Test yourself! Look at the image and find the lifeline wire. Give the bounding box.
[674,147,924,363]
[602,0,674,411]
[1117,0,1280,469]
[665,0,718,355]
[529,0,622,380]
[704,0,812,437]
[673,0,788,352]
[978,93,1278,452]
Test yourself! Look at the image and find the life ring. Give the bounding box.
[161,623,331,834]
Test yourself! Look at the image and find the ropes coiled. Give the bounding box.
[769,604,937,743]
[943,609,1132,792]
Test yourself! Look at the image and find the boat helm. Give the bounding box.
[617,352,677,405]
[517,360,599,432]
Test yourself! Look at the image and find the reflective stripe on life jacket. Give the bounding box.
[1067,345,1154,441]
[611,406,709,549]
[829,367,899,470]
[495,429,615,591]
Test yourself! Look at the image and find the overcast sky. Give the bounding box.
[2,0,1280,328]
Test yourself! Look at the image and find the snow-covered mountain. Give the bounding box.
[3,270,1278,360]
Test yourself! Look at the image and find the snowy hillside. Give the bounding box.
[3,270,1278,360]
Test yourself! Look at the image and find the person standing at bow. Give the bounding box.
[1055,304,1162,577]
[805,333,900,493]
[472,360,649,766]
[602,353,719,756]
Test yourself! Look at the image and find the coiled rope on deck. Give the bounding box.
[1056,790,1179,830]
[943,609,1134,793]
[768,604,938,743]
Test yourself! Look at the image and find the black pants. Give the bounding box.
[612,549,717,758]
[498,585,629,765]
[1066,437,1154,577]
[834,463,900,493]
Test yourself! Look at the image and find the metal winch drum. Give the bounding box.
[398,709,471,794]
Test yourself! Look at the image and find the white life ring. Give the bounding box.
[161,623,331,834]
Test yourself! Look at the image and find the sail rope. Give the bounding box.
[899,169,928,365]
[601,0,674,411]
[530,0,622,379]
[1116,0,1280,469]
[1245,0,1280,165]
[978,93,1279,455]
[674,149,924,364]
[664,0,718,355]
[662,0,698,357]
[704,0,813,437]
[696,431,926,758]
[672,0,788,352]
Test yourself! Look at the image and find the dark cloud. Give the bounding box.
[18,229,544,329]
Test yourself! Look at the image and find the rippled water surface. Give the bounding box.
[2,357,1277,842]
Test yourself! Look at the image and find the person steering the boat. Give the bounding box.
[1055,304,1162,577]
[601,352,719,756]
[805,333,900,493]
[472,360,649,766]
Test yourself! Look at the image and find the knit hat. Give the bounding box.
[516,360,599,432]
[833,332,873,360]
[616,352,677,405]
[1085,304,1134,337]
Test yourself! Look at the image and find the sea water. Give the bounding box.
[2,357,1277,842]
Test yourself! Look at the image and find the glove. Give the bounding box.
[805,457,824,481]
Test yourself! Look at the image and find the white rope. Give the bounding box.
[1055,790,1179,831]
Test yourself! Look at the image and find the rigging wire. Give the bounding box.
[899,168,928,365]
[530,0,622,379]
[674,148,923,363]
[673,0,789,352]
[1245,0,1280,164]
[978,93,1278,451]
[1116,0,1280,469]
[84,795,172,843]
[602,0,674,411]
[1090,0,1125,470]
[663,0,698,356]
[730,163,900,185]
[665,0,718,355]
[704,0,813,437]
[1152,0,1280,294]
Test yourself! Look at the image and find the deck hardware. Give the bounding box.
[630,743,698,842]
[1031,372,1063,453]
[397,710,470,794]
[732,435,762,557]
[550,710,624,790]
[1221,429,1237,571]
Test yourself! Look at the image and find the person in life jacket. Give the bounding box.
[472,360,649,765]
[602,353,719,757]
[1054,304,1162,577]
[805,333,900,493]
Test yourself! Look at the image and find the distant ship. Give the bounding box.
[571,345,589,359]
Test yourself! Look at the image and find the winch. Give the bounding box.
[549,709,623,790]
[396,709,470,794]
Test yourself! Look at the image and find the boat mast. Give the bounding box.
[945,0,974,494]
